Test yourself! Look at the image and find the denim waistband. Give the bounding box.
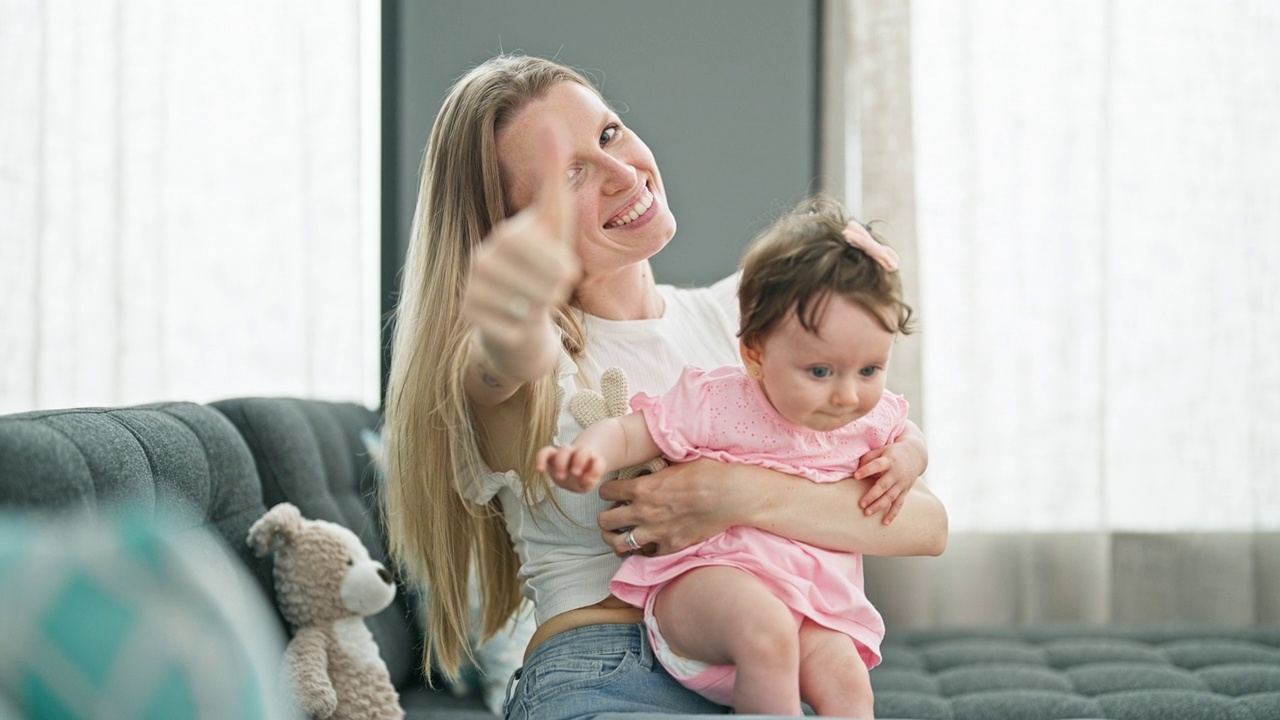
[524,622,651,668]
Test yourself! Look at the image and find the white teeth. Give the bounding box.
[607,189,654,228]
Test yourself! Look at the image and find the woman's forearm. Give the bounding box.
[745,467,948,557]
[597,459,948,557]
[464,322,560,407]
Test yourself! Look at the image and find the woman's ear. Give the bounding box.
[739,339,764,379]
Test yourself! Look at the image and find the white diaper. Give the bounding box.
[644,614,712,680]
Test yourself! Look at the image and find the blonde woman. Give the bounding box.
[382,54,947,720]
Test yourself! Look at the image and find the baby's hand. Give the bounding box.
[536,445,607,493]
[854,444,918,525]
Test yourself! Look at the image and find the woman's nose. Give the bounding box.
[599,153,637,195]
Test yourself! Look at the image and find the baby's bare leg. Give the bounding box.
[798,620,875,718]
[654,566,802,715]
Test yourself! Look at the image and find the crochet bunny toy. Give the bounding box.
[247,503,404,720]
[571,366,667,479]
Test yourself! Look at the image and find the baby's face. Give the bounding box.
[741,296,895,432]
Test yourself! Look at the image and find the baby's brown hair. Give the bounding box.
[738,194,915,349]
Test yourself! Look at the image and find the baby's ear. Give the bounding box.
[739,339,764,378]
[246,502,304,557]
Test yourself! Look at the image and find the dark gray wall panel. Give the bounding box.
[385,0,819,289]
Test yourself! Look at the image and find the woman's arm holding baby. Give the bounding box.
[596,423,945,558]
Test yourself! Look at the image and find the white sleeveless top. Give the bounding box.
[460,275,741,625]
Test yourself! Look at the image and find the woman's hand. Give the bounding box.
[462,123,581,403]
[596,459,747,557]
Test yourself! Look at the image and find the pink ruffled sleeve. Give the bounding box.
[629,365,714,462]
[878,390,911,446]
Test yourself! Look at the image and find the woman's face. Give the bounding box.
[496,82,676,275]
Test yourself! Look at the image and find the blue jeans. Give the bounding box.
[504,623,730,720]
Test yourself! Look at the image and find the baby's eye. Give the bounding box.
[808,366,832,379]
[600,124,619,146]
[859,366,880,378]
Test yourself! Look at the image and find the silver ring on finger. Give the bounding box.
[507,294,531,320]
[624,528,642,552]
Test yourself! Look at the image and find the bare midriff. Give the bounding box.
[524,595,643,661]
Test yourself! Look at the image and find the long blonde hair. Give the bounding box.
[382,55,588,681]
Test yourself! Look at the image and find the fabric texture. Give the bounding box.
[0,403,271,589]
[0,512,289,719]
[872,626,1280,720]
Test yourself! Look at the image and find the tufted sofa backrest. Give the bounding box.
[0,403,274,590]
[0,399,422,691]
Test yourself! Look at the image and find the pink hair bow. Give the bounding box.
[842,221,900,272]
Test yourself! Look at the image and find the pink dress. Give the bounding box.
[608,365,908,702]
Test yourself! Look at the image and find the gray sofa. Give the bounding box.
[2,398,1279,719]
[0,398,492,719]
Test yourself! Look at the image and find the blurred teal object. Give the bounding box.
[0,512,290,719]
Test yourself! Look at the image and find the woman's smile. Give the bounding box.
[605,183,656,229]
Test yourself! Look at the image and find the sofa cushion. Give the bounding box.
[874,626,1280,719]
[209,398,423,692]
[0,403,273,592]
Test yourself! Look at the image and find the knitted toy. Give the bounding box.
[247,503,404,720]
[571,366,668,479]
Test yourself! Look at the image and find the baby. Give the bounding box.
[538,195,917,717]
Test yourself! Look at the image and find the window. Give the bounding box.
[1,2,381,412]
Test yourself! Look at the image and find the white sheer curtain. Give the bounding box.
[0,0,381,414]
[913,0,1280,533]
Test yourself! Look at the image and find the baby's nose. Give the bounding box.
[831,382,859,407]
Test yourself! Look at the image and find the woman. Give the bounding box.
[383,54,947,719]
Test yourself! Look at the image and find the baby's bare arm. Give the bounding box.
[538,413,661,492]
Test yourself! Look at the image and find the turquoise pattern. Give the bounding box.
[116,514,167,576]
[22,672,76,720]
[141,667,197,720]
[41,572,138,689]
[0,517,30,583]
[0,513,288,719]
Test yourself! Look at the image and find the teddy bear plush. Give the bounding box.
[247,502,404,720]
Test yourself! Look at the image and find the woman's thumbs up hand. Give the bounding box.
[462,121,582,398]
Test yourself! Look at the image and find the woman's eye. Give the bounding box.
[600,124,619,146]
[809,367,832,379]
[566,166,582,181]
